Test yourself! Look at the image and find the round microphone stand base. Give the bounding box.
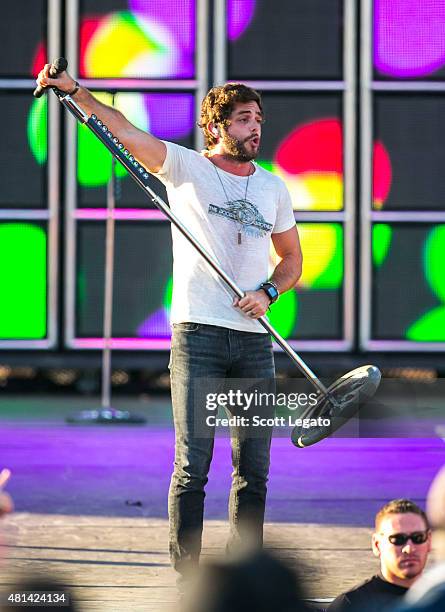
[66,408,146,424]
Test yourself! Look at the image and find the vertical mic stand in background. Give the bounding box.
[67,95,145,424]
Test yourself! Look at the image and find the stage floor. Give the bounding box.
[0,394,444,611]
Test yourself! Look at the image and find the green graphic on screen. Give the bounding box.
[372,224,392,267]
[267,289,298,338]
[406,225,445,341]
[267,223,343,338]
[28,96,47,165]
[77,93,144,187]
[0,223,47,339]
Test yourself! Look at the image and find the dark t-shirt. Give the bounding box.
[328,574,408,612]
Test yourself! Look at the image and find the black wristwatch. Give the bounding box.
[259,281,279,304]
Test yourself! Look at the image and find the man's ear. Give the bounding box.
[427,530,432,553]
[208,122,219,138]
[372,532,381,558]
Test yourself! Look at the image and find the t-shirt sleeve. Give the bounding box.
[154,141,193,188]
[273,179,296,234]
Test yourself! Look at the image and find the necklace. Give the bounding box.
[213,165,252,245]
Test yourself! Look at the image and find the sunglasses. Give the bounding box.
[386,531,429,546]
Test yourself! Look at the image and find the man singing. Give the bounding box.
[36,66,302,588]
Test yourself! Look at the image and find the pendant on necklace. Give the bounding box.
[238,230,242,245]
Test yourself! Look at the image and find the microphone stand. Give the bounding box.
[54,73,381,447]
[67,95,145,425]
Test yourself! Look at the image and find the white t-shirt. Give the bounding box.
[156,141,296,333]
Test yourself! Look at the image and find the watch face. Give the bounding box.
[269,286,279,300]
[263,283,278,301]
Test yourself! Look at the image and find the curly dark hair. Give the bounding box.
[198,83,264,149]
[375,498,429,531]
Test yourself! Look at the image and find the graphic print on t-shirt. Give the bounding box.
[208,199,273,239]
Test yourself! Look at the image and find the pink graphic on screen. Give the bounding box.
[272,119,343,211]
[275,119,342,175]
[79,1,196,78]
[128,0,195,77]
[137,308,171,338]
[372,141,392,209]
[227,0,256,40]
[374,0,445,77]
[144,94,194,140]
[31,42,47,77]
[270,119,391,212]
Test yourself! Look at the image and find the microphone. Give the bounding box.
[33,57,68,98]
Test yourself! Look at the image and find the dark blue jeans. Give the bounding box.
[168,323,275,578]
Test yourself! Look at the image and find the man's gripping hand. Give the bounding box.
[36,64,76,94]
[233,290,271,319]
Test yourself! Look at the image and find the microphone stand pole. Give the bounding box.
[67,95,145,424]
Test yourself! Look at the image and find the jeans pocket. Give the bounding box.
[173,322,201,333]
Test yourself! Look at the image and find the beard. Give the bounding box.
[221,133,259,162]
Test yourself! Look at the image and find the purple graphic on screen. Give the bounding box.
[137,308,171,338]
[227,0,256,41]
[144,94,194,140]
[374,0,445,78]
[128,0,196,77]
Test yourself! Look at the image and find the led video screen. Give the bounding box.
[257,93,343,212]
[372,223,445,341]
[75,221,343,342]
[373,0,445,80]
[276,223,344,341]
[0,222,47,340]
[373,94,445,211]
[0,94,47,208]
[77,92,195,208]
[78,92,343,212]
[0,2,47,78]
[79,0,196,79]
[76,221,173,338]
[227,0,343,80]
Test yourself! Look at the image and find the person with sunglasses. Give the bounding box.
[395,467,445,612]
[328,499,431,611]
